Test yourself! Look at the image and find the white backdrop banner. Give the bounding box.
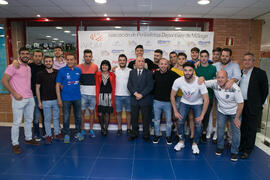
[78,31,214,67]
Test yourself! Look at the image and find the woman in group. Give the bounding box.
[95,60,116,136]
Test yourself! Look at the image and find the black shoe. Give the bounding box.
[128,135,137,141]
[173,135,179,143]
[230,153,238,162]
[101,129,106,136]
[240,152,249,159]
[127,129,131,135]
[166,136,172,145]
[117,129,122,136]
[152,136,160,144]
[215,148,223,156]
[201,133,207,143]
[143,137,151,143]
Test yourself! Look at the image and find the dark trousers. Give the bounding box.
[240,101,258,154]
[130,105,150,138]
[202,98,213,133]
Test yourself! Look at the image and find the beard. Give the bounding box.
[20,57,29,63]
[45,65,53,69]
[221,59,230,65]
[184,74,193,80]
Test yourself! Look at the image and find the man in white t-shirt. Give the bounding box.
[171,62,209,154]
[204,70,244,162]
[115,54,132,136]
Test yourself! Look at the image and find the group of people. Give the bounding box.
[1,44,268,162]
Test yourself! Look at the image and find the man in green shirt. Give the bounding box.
[195,50,216,142]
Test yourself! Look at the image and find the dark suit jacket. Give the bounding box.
[127,68,154,106]
[241,67,268,115]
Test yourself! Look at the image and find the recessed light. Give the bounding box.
[175,27,182,30]
[0,27,4,29]
[0,35,4,37]
[95,0,107,4]
[56,26,63,30]
[106,17,110,21]
[177,14,182,17]
[71,34,76,36]
[60,40,64,43]
[174,18,179,22]
[141,22,148,25]
[0,0,8,5]
[64,30,71,33]
[44,18,49,22]
[104,13,107,17]
[52,41,56,43]
[46,35,51,38]
[53,38,58,41]
[36,14,41,17]
[114,26,121,29]
[197,0,210,5]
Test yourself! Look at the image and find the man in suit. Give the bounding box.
[239,52,268,159]
[127,56,154,142]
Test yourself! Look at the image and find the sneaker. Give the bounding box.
[230,153,238,162]
[201,133,207,143]
[54,133,64,140]
[215,148,223,156]
[74,132,84,141]
[89,130,96,137]
[25,139,40,146]
[116,129,122,136]
[166,136,172,145]
[64,135,70,143]
[192,144,200,154]
[152,136,160,144]
[212,131,217,141]
[174,141,185,151]
[12,145,21,154]
[33,136,41,142]
[45,136,52,144]
[206,130,212,139]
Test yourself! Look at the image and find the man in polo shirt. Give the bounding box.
[56,54,84,143]
[204,70,244,161]
[77,49,98,138]
[115,54,132,136]
[53,46,66,70]
[2,47,40,154]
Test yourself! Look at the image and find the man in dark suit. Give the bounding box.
[239,52,268,159]
[127,56,154,142]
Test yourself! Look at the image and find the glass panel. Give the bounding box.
[0,24,8,93]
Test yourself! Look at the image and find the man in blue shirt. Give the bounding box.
[56,54,84,143]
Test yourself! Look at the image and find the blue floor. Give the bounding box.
[0,126,270,180]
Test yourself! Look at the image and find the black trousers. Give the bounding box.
[202,98,213,133]
[240,101,258,154]
[130,105,150,138]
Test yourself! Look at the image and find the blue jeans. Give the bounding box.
[42,100,60,137]
[62,100,82,135]
[177,102,202,144]
[115,96,131,112]
[33,96,45,137]
[153,100,172,137]
[217,111,241,154]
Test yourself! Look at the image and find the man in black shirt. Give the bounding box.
[36,56,62,144]
[152,58,179,145]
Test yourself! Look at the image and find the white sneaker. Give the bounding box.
[212,131,217,141]
[206,131,212,139]
[192,144,200,154]
[174,141,185,151]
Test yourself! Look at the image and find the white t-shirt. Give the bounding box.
[172,76,208,105]
[115,67,131,96]
[205,80,244,115]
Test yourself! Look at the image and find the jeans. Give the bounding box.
[115,96,131,112]
[42,100,60,137]
[177,102,202,144]
[62,100,82,135]
[81,94,96,110]
[33,96,45,137]
[153,100,172,137]
[11,97,35,145]
[217,111,241,154]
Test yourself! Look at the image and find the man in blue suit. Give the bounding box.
[127,56,154,142]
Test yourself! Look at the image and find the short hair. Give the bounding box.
[54,46,62,51]
[135,45,143,51]
[183,61,195,69]
[100,60,111,71]
[191,47,200,53]
[222,48,232,56]
[154,49,163,55]
[33,49,43,56]
[118,54,127,60]
[66,53,76,59]
[19,47,29,54]
[177,52,187,59]
[200,50,209,57]
[44,56,53,61]
[84,49,92,55]
[169,51,177,56]
[212,47,222,53]
[243,52,255,61]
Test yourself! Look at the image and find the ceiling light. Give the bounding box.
[64,30,71,33]
[0,0,8,5]
[106,17,110,21]
[60,40,64,43]
[104,13,107,17]
[56,26,63,30]
[46,35,51,38]
[177,14,182,17]
[197,0,210,5]
[44,18,49,22]
[174,18,179,22]
[0,35,4,37]
[94,0,107,4]
[141,22,148,25]
[53,38,58,41]
[114,26,121,29]
[175,27,182,30]
[52,41,56,43]
[71,34,76,36]
[36,14,41,17]
[0,27,4,29]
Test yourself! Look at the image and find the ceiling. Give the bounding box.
[0,0,270,19]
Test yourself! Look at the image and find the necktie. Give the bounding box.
[139,70,142,76]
